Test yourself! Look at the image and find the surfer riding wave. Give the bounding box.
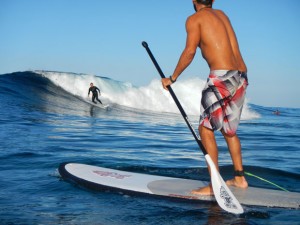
[88,82,103,104]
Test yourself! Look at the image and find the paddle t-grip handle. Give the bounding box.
[142,41,148,48]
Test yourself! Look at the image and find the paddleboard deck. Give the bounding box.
[58,163,300,209]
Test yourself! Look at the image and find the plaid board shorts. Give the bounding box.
[199,70,248,136]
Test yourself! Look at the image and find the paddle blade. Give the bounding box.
[205,155,244,214]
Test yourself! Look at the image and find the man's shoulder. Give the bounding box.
[213,9,227,18]
[213,9,224,13]
[186,13,203,26]
[187,11,203,20]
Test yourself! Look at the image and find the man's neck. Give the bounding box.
[196,5,211,12]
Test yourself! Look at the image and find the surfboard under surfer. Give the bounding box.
[88,83,103,104]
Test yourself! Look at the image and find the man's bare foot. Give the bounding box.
[226,176,248,189]
[190,184,214,196]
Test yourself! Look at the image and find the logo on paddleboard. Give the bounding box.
[220,187,237,209]
[93,170,131,179]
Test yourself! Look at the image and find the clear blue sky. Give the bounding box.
[1,0,300,108]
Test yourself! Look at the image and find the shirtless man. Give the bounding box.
[162,0,248,195]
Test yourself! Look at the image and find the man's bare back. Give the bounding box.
[187,8,247,73]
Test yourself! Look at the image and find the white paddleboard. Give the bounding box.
[58,163,300,209]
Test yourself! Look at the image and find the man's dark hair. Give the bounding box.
[196,0,213,6]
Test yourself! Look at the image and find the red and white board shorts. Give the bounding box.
[199,70,248,136]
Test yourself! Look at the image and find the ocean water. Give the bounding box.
[0,71,299,225]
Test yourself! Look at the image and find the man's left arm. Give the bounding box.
[96,87,101,95]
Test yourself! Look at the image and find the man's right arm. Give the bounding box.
[173,16,200,79]
[162,16,200,90]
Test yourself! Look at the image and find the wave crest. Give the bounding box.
[38,70,259,120]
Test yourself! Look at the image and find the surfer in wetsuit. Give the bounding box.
[88,83,103,104]
[162,0,248,195]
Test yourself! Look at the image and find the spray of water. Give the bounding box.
[38,71,259,120]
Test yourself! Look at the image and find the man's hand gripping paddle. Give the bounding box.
[142,41,244,214]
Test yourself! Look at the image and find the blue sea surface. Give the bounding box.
[0,71,299,225]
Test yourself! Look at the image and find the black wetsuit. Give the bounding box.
[88,86,102,104]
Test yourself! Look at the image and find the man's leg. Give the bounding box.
[96,97,102,104]
[222,131,248,189]
[94,93,102,104]
[92,95,97,103]
[191,125,218,195]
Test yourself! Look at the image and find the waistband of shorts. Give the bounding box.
[210,70,247,77]
[210,70,230,76]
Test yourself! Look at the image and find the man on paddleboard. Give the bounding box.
[162,0,248,195]
[88,83,103,104]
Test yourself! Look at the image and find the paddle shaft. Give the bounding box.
[142,41,207,156]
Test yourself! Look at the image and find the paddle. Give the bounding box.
[142,41,244,214]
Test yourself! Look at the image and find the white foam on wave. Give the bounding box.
[38,71,259,120]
